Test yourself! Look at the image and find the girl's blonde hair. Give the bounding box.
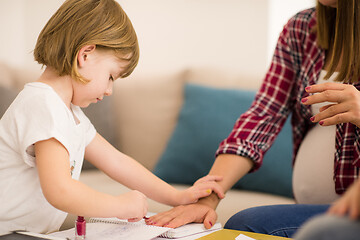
[34,0,139,83]
[316,0,360,83]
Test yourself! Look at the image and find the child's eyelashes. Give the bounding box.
[109,75,114,81]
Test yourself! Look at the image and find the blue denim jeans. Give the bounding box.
[224,204,330,238]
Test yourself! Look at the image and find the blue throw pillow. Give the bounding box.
[153,83,293,198]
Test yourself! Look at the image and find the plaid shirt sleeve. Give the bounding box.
[215,15,303,172]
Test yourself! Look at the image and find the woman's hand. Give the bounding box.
[145,176,223,228]
[175,175,225,205]
[145,202,217,229]
[301,82,360,127]
[327,178,360,220]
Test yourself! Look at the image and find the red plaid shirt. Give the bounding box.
[216,8,360,194]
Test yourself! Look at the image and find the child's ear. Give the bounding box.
[77,45,96,67]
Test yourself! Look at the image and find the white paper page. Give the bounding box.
[159,222,222,238]
[48,228,73,239]
[235,234,256,240]
[153,228,222,240]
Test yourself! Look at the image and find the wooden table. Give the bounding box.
[197,229,292,240]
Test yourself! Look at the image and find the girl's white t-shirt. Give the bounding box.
[0,82,96,234]
[293,70,339,204]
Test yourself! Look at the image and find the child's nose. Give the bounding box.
[105,87,112,96]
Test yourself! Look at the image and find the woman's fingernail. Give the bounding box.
[209,221,213,227]
[319,121,324,125]
[301,98,308,103]
[310,116,315,122]
[305,86,311,91]
[206,189,212,194]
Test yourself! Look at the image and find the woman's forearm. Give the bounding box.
[209,154,254,193]
[192,154,254,211]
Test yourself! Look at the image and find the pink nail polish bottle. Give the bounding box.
[75,216,86,239]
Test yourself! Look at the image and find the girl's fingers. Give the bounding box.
[194,182,225,199]
[195,175,223,184]
[207,184,225,199]
[191,189,212,202]
[193,175,225,199]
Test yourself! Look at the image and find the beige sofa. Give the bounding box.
[0,62,295,230]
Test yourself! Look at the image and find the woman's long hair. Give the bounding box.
[316,0,360,83]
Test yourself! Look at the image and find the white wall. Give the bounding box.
[121,0,270,78]
[0,0,26,67]
[0,0,315,83]
[267,0,315,62]
[0,0,63,69]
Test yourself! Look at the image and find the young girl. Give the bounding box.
[0,0,224,235]
[146,0,360,237]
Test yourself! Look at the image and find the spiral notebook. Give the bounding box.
[50,217,221,240]
[89,218,221,239]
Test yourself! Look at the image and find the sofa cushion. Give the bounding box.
[0,85,18,118]
[153,83,293,198]
[82,96,118,169]
[112,71,186,170]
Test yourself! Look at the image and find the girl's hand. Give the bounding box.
[327,178,360,220]
[176,175,225,205]
[301,82,360,127]
[116,190,148,222]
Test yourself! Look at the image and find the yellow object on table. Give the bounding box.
[197,229,292,240]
